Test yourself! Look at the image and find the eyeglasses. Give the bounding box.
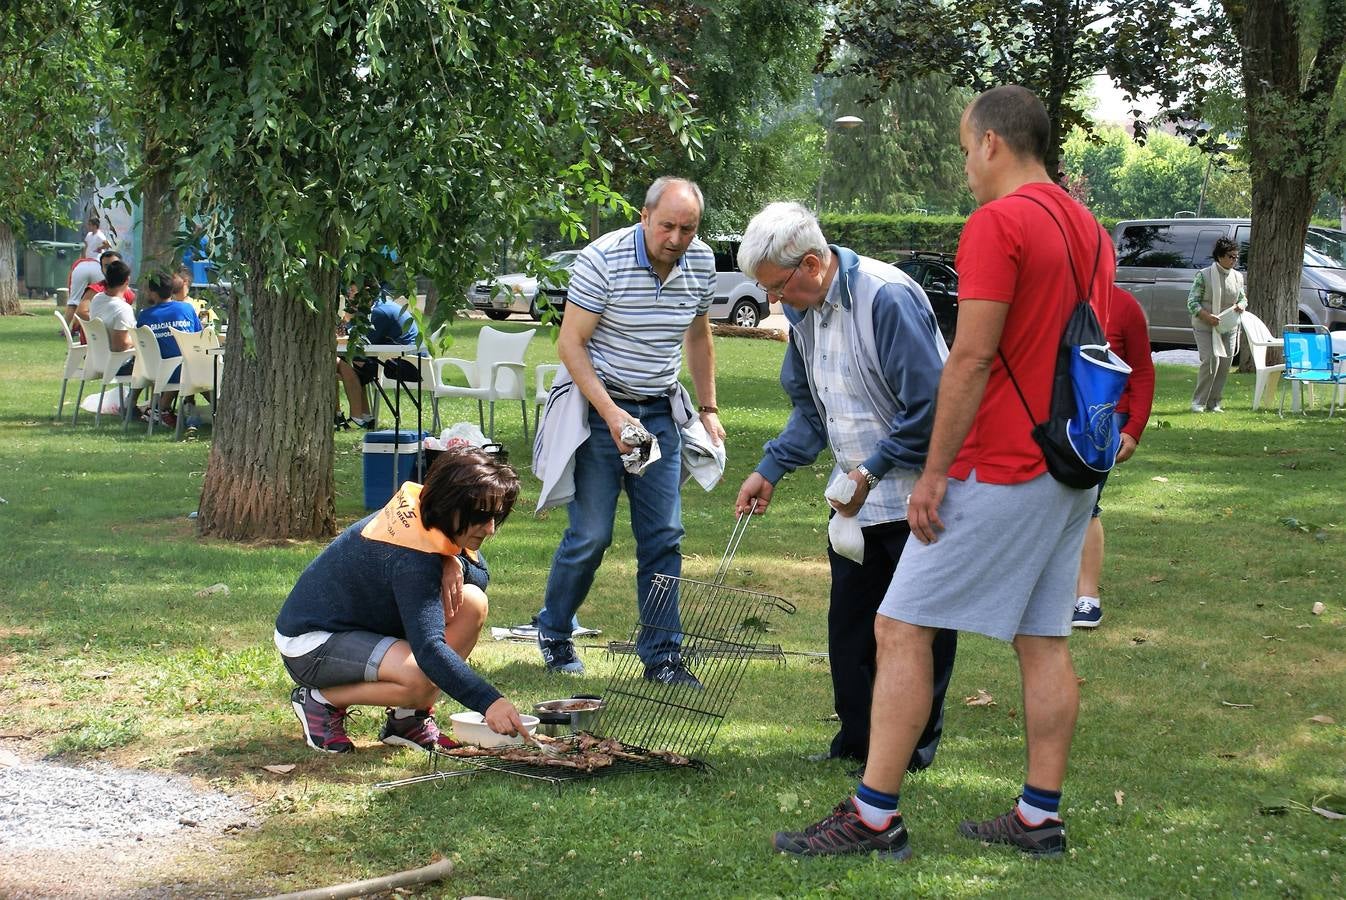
[756,265,800,300]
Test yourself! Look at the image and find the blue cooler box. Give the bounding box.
[362,429,428,510]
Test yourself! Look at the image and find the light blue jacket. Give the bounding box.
[755,246,946,490]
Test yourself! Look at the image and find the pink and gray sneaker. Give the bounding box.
[290,686,354,753]
[378,708,458,751]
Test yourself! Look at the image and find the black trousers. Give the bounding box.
[827,519,958,770]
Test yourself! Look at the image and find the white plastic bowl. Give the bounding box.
[449,711,540,748]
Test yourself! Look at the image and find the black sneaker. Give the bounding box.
[538,634,585,675]
[773,797,912,859]
[958,804,1066,857]
[644,655,703,690]
[334,413,351,431]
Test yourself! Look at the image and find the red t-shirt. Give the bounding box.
[90,281,136,305]
[1109,286,1155,442]
[950,182,1116,484]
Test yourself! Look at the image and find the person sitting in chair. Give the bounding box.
[336,282,425,430]
[275,445,530,753]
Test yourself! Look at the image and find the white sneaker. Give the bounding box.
[1210,404,1225,413]
[1190,402,1206,413]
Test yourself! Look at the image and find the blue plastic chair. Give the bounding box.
[1279,325,1346,417]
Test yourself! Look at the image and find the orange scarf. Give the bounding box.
[360,483,461,557]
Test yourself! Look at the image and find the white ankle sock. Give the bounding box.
[853,796,897,829]
[1017,796,1060,825]
[308,687,331,706]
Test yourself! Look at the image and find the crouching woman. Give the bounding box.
[275,446,528,753]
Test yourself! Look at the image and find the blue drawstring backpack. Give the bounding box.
[1001,195,1132,490]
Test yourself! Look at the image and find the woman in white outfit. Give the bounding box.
[1187,236,1247,412]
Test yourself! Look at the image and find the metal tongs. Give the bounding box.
[523,727,565,758]
[713,500,758,585]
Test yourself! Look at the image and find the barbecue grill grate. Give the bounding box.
[376,505,793,792]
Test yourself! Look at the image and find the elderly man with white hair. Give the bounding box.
[734,201,958,771]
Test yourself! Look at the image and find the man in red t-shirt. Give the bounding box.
[775,86,1113,862]
[1073,286,1155,628]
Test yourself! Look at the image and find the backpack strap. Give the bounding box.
[995,192,1105,427]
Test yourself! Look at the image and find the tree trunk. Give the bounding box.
[138,132,179,289]
[1229,0,1346,367]
[0,223,19,315]
[197,229,340,541]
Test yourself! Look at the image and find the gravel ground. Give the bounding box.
[0,745,252,897]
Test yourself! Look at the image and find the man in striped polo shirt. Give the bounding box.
[533,176,724,687]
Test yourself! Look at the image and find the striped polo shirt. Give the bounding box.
[567,224,716,398]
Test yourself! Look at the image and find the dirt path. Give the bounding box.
[0,741,254,898]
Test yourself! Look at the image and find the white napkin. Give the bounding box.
[619,422,660,475]
[825,472,865,564]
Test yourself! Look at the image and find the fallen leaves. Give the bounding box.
[261,764,296,775]
[1308,715,1336,725]
[964,689,996,707]
[1312,602,1326,615]
[1151,476,1169,483]
[1220,700,1255,709]
[1114,790,1125,807]
[195,583,231,597]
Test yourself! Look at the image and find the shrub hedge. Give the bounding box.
[820,212,1122,261]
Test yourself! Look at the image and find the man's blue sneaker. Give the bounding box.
[538,634,585,675]
[1071,597,1102,629]
[644,654,703,690]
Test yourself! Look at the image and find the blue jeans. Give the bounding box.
[537,396,684,664]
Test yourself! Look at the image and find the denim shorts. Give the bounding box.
[281,631,398,689]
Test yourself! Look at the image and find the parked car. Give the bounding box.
[1113,218,1346,348]
[470,250,580,320]
[538,236,771,328]
[894,251,959,345]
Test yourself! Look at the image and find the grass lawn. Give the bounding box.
[1,300,1343,897]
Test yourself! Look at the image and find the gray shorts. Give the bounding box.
[281,631,398,689]
[878,471,1094,641]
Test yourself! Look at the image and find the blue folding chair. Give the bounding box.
[1279,325,1346,417]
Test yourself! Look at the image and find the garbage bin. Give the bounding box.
[362,429,428,510]
[23,241,83,296]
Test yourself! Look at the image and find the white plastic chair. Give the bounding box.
[1239,311,1284,411]
[128,326,184,435]
[432,326,536,441]
[534,363,561,426]
[53,309,87,421]
[170,327,220,439]
[75,316,136,427]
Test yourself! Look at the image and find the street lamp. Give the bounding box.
[816,115,865,211]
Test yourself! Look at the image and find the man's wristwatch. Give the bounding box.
[855,465,879,489]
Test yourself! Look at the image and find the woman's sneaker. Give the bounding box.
[379,708,452,750]
[290,687,354,753]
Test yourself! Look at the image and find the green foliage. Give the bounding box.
[119,0,702,323]
[1062,126,1253,219]
[631,0,827,233]
[818,73,972,215]
[820,212,968,256]
[821,0,1219,175]
[0,1,115,231]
